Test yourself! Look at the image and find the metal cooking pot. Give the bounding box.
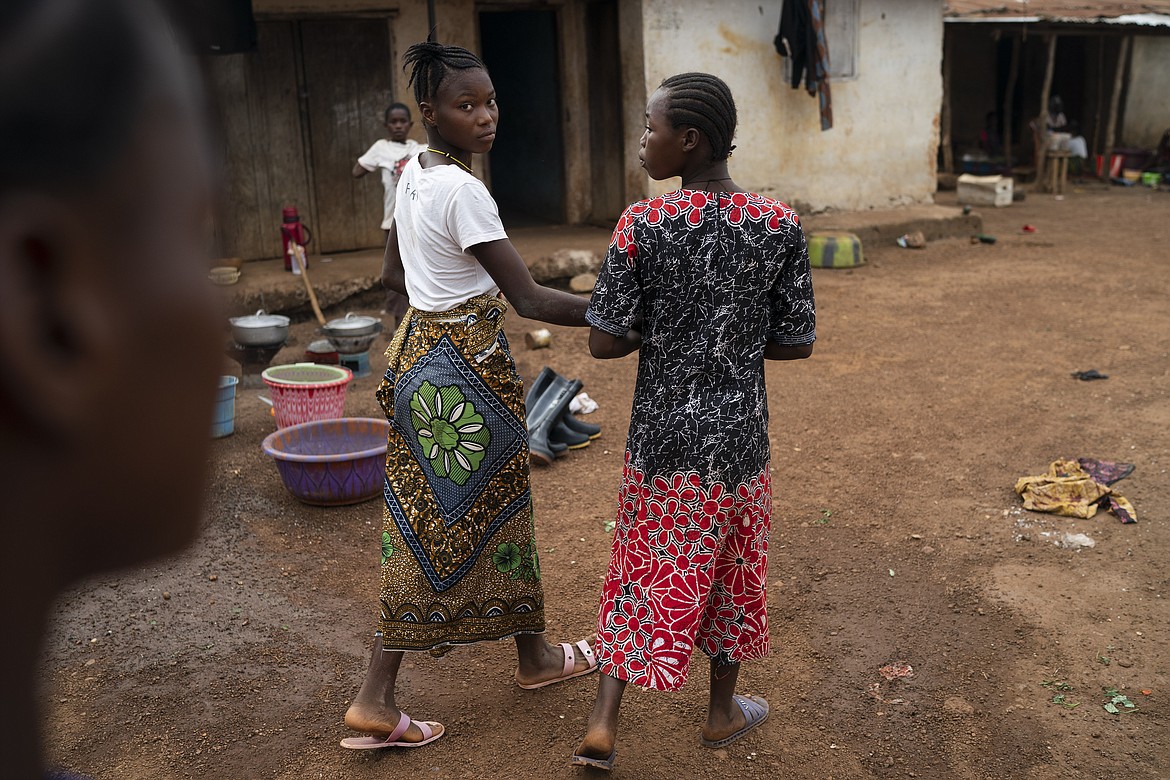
[325,325,382,355]
[229,309,290,346]
[322,312,381,338]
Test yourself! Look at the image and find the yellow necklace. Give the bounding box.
[426,147,474,174]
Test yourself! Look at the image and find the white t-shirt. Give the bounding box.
[394,155,508,312]
[358,138,423,229]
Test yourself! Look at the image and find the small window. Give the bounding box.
[781,0,859,83]
[825,0,859,81]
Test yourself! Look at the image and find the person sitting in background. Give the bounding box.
[0,1,221,778]
[1066,120,1088,178]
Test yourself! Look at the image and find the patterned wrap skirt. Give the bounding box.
[376,294,545,651]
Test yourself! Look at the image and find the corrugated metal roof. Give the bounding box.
[946,1,1170,25]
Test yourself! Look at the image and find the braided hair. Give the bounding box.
[659,72,737,161]
[403,41,487,106]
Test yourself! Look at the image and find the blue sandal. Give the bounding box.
[571,748,616,771]
[700,694,769,748]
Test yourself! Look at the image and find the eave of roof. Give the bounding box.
[945,2,1170,26]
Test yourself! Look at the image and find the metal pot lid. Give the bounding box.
[230,309,289,327]
[324,312,379,332]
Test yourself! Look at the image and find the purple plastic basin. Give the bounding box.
[261,417,390,506]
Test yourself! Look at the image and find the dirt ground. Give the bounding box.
[42,185,1169,780]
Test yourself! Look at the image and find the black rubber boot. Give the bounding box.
[550,419,590,449]
[525,366,557,414]
[560,410,601,440]
[527,375,582,466]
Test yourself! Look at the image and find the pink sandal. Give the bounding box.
[517,639,598,690]
[340,710,444,750]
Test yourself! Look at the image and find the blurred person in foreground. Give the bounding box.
[0,1,222,778]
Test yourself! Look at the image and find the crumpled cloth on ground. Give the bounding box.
[1014,458,1136,524]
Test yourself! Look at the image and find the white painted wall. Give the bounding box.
[639,0,944,212]
[1123,36,1170,149]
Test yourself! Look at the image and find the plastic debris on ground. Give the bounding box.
[869,662,914,707]
[1055,532,1096,550]
[570,392,598,415]
[1103,688,1138,714]
[878,662,914,681]
[895,231,926,249]
[1071,369,1109,381]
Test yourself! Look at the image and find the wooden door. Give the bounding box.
[207,21,314,260]
[300,19,393,254]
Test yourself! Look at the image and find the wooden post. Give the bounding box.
[941,33,953,174]
[1104,35,1132,162]
[1035,33,1058,190]
[1092,35,1105,166]
[1002,34,1021,172]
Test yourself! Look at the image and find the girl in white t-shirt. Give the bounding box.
[341,41,596,751]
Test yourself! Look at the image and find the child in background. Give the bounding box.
[572,72,816,771]
[353,102,422,322]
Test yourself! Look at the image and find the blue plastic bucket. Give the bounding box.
[211,376,239,438]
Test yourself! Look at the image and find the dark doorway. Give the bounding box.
[586,0,625,222]
[479,9,565,225]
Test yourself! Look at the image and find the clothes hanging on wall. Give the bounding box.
[774,0,833,131]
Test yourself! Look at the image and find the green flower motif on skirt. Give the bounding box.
[381,531,394,565]
[493,542,522,573]
[410,381,491,486]
[493,540,540,582]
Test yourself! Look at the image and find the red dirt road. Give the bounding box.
[43,185,1169,779]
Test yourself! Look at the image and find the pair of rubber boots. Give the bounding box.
[525,366,601,466]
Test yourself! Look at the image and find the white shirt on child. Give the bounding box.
[358,138,423,229]
[394,155,508,312]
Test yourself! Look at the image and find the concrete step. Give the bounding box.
[217,205,980,317]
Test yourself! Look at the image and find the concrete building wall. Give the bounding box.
[639,0,944,212]
[1123,36,1170,149]
[248,0,944,220]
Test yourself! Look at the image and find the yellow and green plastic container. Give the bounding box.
[807,231,864,269]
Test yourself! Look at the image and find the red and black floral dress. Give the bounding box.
[586,189,815,691]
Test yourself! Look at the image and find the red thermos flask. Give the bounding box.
[280,206,312,273]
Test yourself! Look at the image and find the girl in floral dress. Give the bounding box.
[572,73,816,770]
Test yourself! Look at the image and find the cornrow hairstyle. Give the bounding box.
[384,101,412,122]
[402,41,487,107]
[659,72,738,162]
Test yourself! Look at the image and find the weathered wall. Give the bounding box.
[1122,35,1170,149]
[638,0,944,212]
